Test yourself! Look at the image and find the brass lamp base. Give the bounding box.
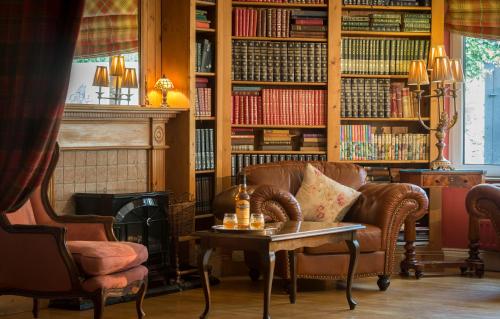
[430,159,454,171]
[430,124,454,171]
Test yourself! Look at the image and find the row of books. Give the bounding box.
[343,0,430,6]
[340,125,429,160]
[195,175,214,215]
[342,13,431,32]
[301,133,326,151]
[231,87,326,125]
[232,128,255,151]
[231,153,327,180]
[196,9,211,29]
[235,0,325,3]
[231,130,326,152]
[341,78,422,118]
[260,129,294,151]
[195,128,215,171]
[402,13,432,32]
[195,77,213,117]
[196,38,214,73]
[233,40,327,82]
[341,38,430,75]
[398,226,430,245]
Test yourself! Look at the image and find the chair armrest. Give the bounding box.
[212,185,257,220]
[250,185,302,222]
[54,215,116,242]
[0,224,81,292]
[346,183,429,250]
[466,184,500,230]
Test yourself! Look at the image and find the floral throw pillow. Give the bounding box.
[295,164,361,222]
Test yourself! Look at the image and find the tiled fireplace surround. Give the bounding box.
[53,105,182,214]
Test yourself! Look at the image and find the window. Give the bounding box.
[65,0,140,106]
[451,34,500,176]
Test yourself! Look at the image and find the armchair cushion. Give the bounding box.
[296,164,361,222]
[82,265,148,292]
[303,224,381,254]
[67,241,148,276]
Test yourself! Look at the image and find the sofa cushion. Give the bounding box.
[296,164,361,223]
[303,224,382,254]
[67,241,148,276]
[82,265,148,292]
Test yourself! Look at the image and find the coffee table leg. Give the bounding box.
[345,237,360,310]
[288,250,296,304]
[263,251,276,319]
[198,246,213,319]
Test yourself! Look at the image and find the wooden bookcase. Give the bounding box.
[163,0,444,234]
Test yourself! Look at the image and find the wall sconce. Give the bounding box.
[154,75,174,108]
[92,55,138,105]
[408,45,464,170]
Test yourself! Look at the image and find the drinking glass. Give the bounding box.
[223,213,238,229]
[250,213,265,230]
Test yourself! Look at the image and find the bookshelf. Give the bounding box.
[164,0,444,236]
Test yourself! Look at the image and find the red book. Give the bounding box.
[253,9,258,37]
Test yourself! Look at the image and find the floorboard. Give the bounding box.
[2,272,500,318]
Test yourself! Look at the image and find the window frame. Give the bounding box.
[449,32,500,177]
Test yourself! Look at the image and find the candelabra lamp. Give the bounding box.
[122,68,138,105]
[92,55,138,105]
[408,45,464,170]
[92,66,109,104]
[154,75,174,108]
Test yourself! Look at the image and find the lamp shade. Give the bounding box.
[154,75,174,90]
[110,55,125,76]
[428,44,447,70]
[93,66,109,87]
[449,58,464,83]
[122,68,138,88]
[408,60,429,86]
[431,56,454,83]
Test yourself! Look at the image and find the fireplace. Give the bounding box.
[74,191,172,291]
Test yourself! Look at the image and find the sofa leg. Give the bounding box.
[92,290,105,319]
[377,275,390,291]
[136,281,147,319]
[249,268,261,282]
[32,298,39,318]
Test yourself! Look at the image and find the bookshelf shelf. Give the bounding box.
[341,31,431,37]
[341,74,408,79]
[195,169,215,174]
[342,5,432,11]
[340,160,430,164]
[232,1,328,8]
[341,117,430,122]
[196,72,216,77]
[232,150,327,155]
[232,36,327,42]
[196,27,216,33]
[195,214,214,219]
[196,116,216,121]
[232,80,327,86]
[196,0,216,6]
[232,124,327,129]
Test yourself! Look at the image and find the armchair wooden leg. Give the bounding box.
[92,290,106,319]
[32,298,39,318]
[136,280,148,319]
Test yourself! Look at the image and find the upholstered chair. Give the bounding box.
[0,147,148,319]
[213,161,429,291]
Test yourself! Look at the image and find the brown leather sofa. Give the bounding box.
[465,184,500,276]
[213,161,428,290]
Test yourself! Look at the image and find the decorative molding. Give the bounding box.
[64,104,187,120]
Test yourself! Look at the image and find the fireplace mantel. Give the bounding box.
[63,104,186,120]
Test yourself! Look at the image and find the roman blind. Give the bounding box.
[446,0,500,40]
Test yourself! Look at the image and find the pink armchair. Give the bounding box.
[0,147,148,319]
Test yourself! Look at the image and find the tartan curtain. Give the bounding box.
[75,0,139,58]
[446,0,500,40]
[0,0,84,213]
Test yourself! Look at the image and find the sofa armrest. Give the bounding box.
[251,185,302,222]
[54,215,116,242]
[346,183,429,250]
[212,185,257,220]
[466,184,500,233]
[0,224,81,292]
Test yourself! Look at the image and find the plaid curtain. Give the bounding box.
[0,0,84,213]
[75,0,139,58]
[446,0,500,40]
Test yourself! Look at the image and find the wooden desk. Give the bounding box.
[195,222,365,319]
[399,169,485,278]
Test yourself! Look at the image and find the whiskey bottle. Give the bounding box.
[235,174,250,228]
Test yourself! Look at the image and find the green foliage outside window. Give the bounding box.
[464,37,500,80]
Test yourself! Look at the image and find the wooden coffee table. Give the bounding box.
[195,221,365,319]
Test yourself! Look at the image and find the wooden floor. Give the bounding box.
[3,272,500,318]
